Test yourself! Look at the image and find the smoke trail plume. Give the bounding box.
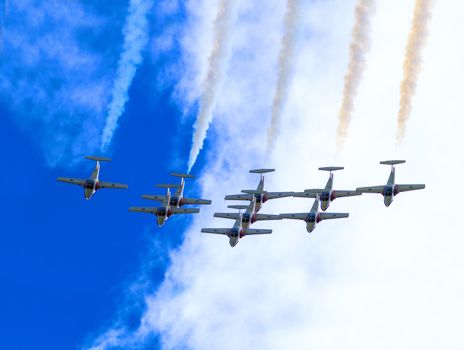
[336,0,375,152]
[187,0,235,172]
[101,0,153,152]
[396,0,431,145]
[265,0,299,155]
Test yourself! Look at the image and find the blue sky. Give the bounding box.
[0,1,199,348]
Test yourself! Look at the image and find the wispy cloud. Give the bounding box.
[187,0,236,172]
[266,0,299,155]
[396,0,432,145]
[100,0,154,152]
[336,0,375,152]
[0,0,113,165]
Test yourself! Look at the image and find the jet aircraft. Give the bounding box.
[293,166,360,211]
[129,186,199,227]
[356,160,425,207]
[202,203,279,247]
[57,156,128,200]
[279,194,349,233]
[224,169,293,214]
[141,173,212,208]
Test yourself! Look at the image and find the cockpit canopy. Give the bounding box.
[230,228,240,238]
[169,197,179,206]
[320,192,330,201]
[84,180,95,189]
[242,213,251,223]
[156,207,167,217]
[384,186,393,196]
[307,213,317,223]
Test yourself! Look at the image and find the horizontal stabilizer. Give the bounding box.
[318,166,344,172]
[245,228,272,235]
[155,184,181,188]
[380,160,406,166]
[249,168,275,174]
[85,156,111,162]
[227,205,249,210]
[170,173,194,179]
[141,194,166,202]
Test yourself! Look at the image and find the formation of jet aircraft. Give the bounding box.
[57,158,425,246]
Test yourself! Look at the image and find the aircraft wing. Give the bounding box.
[224,194,253,201]
[57,177,86,186]
[214,213,240,220]
[396,184,425,193]
[319,212,349,221]
[266,191,294,199]
[183,198,212,205]
[279,213,308,220]
[201,228,230,235]
[293,191,318,198]
[129,206,157,214]
[171,207,200,214]
[255,214,281,221]
[99,181,128,189]
[141,195,166,202]
[245,228,272,235]
[333,190,362,198]
[356,185,384,193]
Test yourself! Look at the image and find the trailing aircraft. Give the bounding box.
[293,166,360,211]
[57,156,128,200]
[224,169,293,213]
[356,160,425,207]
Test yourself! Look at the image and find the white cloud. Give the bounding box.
[86,0,464,349]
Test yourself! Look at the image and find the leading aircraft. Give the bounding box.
[356,160,425,207]
[57,156,128,199]
[224,169,294,213]
[141,173,212,208]
[129,186,200,227]
[202,204,279,247]
[279,194,349,233]
[293,166,361,211]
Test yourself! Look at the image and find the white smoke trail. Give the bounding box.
[336,0,375,152]
[396,0,431,145]
[265,0,299,155]
[100,0,153,152]
[187,0,235,172]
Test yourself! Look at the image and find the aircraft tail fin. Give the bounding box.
[380,160,406,166]
[85,156,112,162]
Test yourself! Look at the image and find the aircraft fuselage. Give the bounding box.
[83,162,100,200]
